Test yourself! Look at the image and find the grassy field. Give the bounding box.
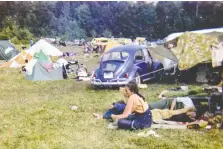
[0,46,222,149]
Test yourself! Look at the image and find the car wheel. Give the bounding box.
[155,66,164,82]
[91,85,98,90]
[135,72,141,85]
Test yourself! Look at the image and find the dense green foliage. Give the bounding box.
[0,1,223,41]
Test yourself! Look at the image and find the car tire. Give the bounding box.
[155,66,164,82]
[135,72,141,85]
[91,85,98,90]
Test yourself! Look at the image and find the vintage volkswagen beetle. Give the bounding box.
[91,45,163,88]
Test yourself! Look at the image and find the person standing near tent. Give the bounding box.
[30,39,34,47]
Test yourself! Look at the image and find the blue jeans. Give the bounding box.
[103,103,126,120]
[118,109,152,130]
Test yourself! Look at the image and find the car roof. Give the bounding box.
[105,45,144,54]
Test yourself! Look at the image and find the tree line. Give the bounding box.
[0,1,223,43]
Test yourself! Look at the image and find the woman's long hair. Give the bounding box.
[125,81,145,101]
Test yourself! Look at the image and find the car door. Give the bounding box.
[142,48,154,79]
[134,49,150,80]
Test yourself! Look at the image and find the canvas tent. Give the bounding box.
[25,49,64,81]
[118,38,132,45]
[168,32,218,70]
[1,39,63,68]
[0,40,19,61]
[149,44,178,71]
[136,37,146,45]
[104,40,120,52]
[91,37,109,46]
[27,39,63,56]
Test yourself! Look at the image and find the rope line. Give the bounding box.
[129,63,178,82]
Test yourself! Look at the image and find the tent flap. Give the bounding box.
[25,62,63,81]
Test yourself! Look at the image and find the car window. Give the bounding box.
[121,52,129,60]
[104,63,117,71]
[102,52,129,61]
[143,49,152,65]
[134,50,144,61]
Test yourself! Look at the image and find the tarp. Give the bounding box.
[164,27,223,42]
[212,42,223,67]
[149,45,178,70]
[170,32,218,70]
[0,40,19,60]
[149,45,178,62]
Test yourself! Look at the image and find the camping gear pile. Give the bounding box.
[154,85,223,130]
[64,60,88,80]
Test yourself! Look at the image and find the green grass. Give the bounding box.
[0,46,222,149]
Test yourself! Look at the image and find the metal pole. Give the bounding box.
[221,81,223,129]
[221,64,223,129]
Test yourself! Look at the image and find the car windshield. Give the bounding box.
[102,52,129,61]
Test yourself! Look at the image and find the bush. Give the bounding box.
[0,34,9,40]
[33,37,39,43]
[16,28,33,41]
[20,39,29,44]
[11,37,20,44]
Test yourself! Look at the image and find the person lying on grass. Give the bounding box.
[149,97,195,111]
[107,81,153,130]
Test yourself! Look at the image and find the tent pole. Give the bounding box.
[221,65,223,130]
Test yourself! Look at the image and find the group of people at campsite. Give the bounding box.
[98,81,223,130]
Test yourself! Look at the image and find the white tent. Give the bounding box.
[27,39,63,56]
[164,27,223,42]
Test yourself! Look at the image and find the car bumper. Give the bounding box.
[91,78,128,87]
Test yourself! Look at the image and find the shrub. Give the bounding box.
[20,39,29,44]
[11,37,20,44]
[16,28,33,41]
[0,34,9,40]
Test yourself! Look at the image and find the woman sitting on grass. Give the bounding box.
[109,81,152,130]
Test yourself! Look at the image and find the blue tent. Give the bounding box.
[0,40,19,61]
